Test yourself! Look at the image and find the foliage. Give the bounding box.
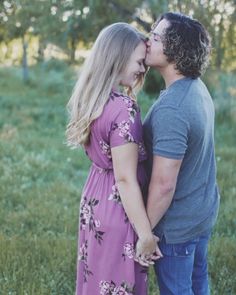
[143,67,165,95]
[203,69,236,124]
[0,1,235,69]
[0,64,235,294]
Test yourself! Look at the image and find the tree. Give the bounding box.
[187,0,236,70]
[0,0,48,81]
[0,0,235,71]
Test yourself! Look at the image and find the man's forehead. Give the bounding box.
[151,19,169,34]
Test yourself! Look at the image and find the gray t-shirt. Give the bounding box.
[143,77,220,243]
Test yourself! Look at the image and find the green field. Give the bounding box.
[0,63,236,294]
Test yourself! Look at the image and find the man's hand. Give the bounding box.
[134,235,163,267]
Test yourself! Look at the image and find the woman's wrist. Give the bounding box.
[138,231,154,242]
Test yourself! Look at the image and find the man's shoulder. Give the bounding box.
[154,78,209,111]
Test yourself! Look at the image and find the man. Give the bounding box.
[143,12,220,295]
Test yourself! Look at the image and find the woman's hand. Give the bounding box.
[134,235,163,267]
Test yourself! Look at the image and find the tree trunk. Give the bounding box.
[70,37,76,63]
[215,20,224,70]
[22,35,29,83]
[37,39,45,63]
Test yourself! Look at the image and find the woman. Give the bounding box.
[66,23,161,295]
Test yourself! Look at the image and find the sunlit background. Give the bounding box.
[0,0,235,70]
[0,1,236,294]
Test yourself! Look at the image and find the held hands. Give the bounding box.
[134,235,163,267]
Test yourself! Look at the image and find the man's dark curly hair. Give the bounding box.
[155,12,211,78]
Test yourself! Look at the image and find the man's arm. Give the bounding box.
[147,155,182,229]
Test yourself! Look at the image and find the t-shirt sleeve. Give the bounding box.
[110,98,142,148]
[151,106,189,159]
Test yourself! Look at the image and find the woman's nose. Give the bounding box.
[140,63,145,73]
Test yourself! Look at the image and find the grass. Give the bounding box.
[0,64,236,294]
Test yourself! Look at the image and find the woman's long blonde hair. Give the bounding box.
[66,22,146,147]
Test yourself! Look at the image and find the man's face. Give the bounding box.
[145,19,169,69]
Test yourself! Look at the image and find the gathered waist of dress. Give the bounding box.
[91,162,113,174]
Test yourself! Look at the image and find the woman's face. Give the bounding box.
[120,42,146,88]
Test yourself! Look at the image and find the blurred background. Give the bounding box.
[0,1,235,294]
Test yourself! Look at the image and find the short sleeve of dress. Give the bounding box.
[109,94,142,148]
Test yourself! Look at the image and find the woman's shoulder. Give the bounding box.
[109,90,138,111]
[103,90,140,126]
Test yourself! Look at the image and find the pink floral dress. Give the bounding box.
[76,90,148,295]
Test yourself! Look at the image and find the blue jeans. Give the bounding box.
[154,232,211,295]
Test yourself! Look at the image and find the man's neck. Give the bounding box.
[159,65,185,88]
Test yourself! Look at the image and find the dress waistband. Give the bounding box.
[92,162,113,174]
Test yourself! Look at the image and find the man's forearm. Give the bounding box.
[147,186,174,229]
[146,155,182,230]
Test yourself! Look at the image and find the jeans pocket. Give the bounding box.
[172,239,198,257]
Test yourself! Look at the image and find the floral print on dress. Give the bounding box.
[138,142,147,157]
[80,196,105,244]
[112,120,134,143]
[108,184,128,223]
[122,96,139,124]
[76,90,148,294]
[99,140,112,159]
[111,91,139,126]
[78,240,93,282]
[122,242,135,261]
[108,185,121,204]
[127,106,137,123]
[99,280,135,295]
